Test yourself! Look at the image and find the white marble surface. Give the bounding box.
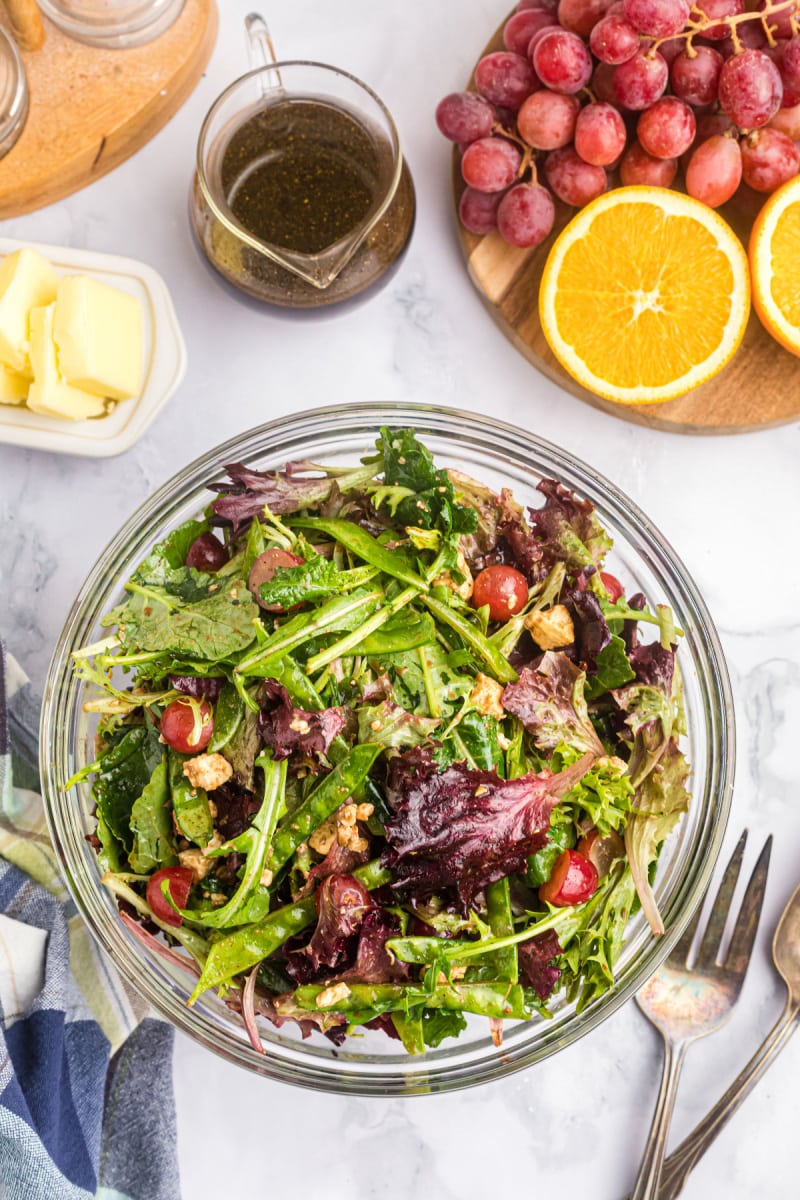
[1,1,799,1196]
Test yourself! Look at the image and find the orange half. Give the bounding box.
[749,175,800,358]
[539,186,751,406]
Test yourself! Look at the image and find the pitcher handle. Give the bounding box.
[244,12,283,94]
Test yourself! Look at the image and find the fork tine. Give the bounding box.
[668,890,706,968]
[722,834,772,975]
[693,830,748,971]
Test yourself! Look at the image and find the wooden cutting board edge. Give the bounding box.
[0,0,218,218]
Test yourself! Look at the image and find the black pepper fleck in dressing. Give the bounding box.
[221,98,382,254]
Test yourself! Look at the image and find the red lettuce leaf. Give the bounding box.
[298,839,370,899]
[499,514,547,583]
[210,461,337,532]
[170,675,223,704]
[258,679,345,764]
[212,780,260,841]
[629,641,675,693]
[305,874,374,971]
[382,747,594,909]
[564,587,612,671]
[502,652,604,758]
[530,479,612,569]
[338,909,410,984]
[519,930,563,1001]
[500,478,612,584]
[363,1013,402,1040]
[622,590,647,653]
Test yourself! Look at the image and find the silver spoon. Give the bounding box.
[656,880,800,1198]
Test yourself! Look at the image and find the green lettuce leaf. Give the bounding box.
[584,635,635,699]
[612,682,675,787]
[624,740,690,936]
[552,745,634,835]
[421,1008,468,1048]
[358,699,440,749]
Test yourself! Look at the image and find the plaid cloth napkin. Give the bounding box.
[0,643,181,1200]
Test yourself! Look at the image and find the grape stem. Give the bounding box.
[492,119,528,151]
[517,142,535,182]
[649,0,799,58]
[491,120,538,183]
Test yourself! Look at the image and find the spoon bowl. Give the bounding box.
[772,883,800,1001]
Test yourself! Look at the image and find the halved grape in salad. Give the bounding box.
[69,428,688,1054]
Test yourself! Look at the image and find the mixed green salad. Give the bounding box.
[69,428,689,1054]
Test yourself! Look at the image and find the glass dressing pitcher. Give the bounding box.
[190,14,415,309]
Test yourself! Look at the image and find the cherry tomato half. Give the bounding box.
[185,531,228,572]
[160,698,214,754]
[146,866,194,927]
[472,565,529,622]
[538,848,599,906]
[600,571,624,603]
[247,548,303,611]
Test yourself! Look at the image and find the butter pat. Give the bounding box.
[28,304,108,421]
[54,275,143,401]
[0,248,58,375]
[0,363,31,406]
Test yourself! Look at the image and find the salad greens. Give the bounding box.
[69,428,689,1054]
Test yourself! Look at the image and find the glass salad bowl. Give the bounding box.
[40,403,734,1095]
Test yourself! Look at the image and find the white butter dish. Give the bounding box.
[0,237,186,458]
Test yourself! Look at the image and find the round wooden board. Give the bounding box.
[454,12,800,435]
[0,0,218,218]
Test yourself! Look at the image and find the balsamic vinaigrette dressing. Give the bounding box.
[221,97,384,254]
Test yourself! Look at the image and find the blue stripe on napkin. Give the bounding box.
[0,642,182,1200]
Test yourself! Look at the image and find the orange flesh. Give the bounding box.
[552,203,737,389]
[768,198,800,328]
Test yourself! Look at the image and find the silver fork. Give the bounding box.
[629,830,772,1200]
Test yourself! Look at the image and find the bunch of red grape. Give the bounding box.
[436,0,800,247]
